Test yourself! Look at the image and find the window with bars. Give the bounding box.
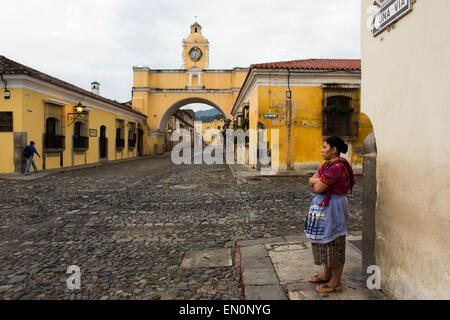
[322,88,360,138]
[116,120,125,150]
[128,122,136,149]
[44,103,65,151]
[0,112,13,132]
[73,121,89,150]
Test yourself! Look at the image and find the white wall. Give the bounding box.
[361,0,450,299]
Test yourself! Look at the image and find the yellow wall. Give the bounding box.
[131,23,248,152]
[0,88,22,173]
[246,85,372,171]
[132,68,248,128]
[0,86,145,174]
[133,69,248,91]
[201,118,225,144]
[0,132,14,173]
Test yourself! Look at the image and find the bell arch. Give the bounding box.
[157,97,230,131]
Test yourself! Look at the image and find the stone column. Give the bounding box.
[14,132,28,173]
[362,131,377,273]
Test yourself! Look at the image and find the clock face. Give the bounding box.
[189,47,203,62]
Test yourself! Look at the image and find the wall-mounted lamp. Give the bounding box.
[167,128,173,134]
[1,74,10,100]
[286,90,292,99]
[67,102,87,125]
[75,102,85,113]
[286,68,292,100]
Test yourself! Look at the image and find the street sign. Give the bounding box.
[372,0,412,36]
[264,113,279,119]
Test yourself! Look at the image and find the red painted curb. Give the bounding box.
[228,164,237,180]
[234,241,246,300]
[252,173,363,178]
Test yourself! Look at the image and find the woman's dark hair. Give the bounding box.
[325,136,348,155]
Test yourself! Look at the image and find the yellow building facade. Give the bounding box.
[132,22,248,154]
[0,56,146,174]
[199,118,226,144]
[232,59,373,171]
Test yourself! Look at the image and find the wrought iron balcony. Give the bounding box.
[116,138,125,150]
[128,139,136,148]
[73,136,89,151]
[44,134,65,151]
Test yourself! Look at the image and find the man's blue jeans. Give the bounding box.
[25,156,38,174]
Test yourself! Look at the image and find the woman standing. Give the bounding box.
[304,136,355,293]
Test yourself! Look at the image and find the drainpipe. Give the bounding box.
[286,69,294,170]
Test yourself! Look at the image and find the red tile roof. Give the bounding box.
[232,59,361,115]
[0,55,146,117]
[250,59,361,71]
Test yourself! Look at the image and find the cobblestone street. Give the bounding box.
[0,154,363,300]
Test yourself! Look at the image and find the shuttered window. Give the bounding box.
[0,112,13,132]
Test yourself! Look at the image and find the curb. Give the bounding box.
[251,173,363,179]
[227,164,237,181]
[234,241,245,300]
[0,155,161,181]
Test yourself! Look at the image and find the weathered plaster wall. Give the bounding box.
[0,88,23,173]
[250,85,370,171]
[361,0,450,299]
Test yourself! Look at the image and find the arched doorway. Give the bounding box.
[73,121,88,151]
[159,98,228,153]
[99,125,108,160]
[158,97,229,132]
[137,127,144,156]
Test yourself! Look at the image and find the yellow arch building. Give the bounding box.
[131,22,248,154]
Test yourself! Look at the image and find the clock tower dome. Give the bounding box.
[182,22,209,69]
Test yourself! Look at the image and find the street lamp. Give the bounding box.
[1,74,10,99]
[67,102,87,125]
[75,102,85,113]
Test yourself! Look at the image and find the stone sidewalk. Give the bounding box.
[235,233,387,300]
[0,155,159,181]
[228,163,362,184]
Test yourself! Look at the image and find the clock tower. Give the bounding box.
[182,22,209,70]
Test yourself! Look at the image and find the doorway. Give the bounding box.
[99,125,108,160]
[137,128,144,156]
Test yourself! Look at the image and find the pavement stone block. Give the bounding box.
[245,285,287,300]
[7,275,27,285]
[180,249,232,268]
[242,266,279,286]
[240,245,269,258]
[238,237,285,247]
[241,256,273,270]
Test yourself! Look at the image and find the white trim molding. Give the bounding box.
[43,99,68,106]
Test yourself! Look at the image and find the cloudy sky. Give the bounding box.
[3,0,361,109]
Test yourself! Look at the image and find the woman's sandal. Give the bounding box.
[316,283,343,293]
[308,274,331,284]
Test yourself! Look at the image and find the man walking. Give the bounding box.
[24,141,41,175]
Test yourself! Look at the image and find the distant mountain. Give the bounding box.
[194,109,223,123]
